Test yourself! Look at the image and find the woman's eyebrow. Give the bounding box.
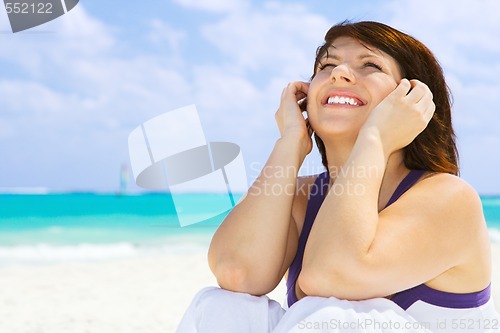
[321,53,382,61]
[320,54,340,61]
[358,53,383,60]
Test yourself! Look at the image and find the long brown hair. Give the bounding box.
[311,21,459,175]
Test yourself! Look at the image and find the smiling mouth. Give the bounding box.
[327,96,359,106]
[322,93,365,107]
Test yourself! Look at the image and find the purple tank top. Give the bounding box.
[286,169,491,310]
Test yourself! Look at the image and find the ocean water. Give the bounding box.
[0,193,241,266]
[0,193,499,266]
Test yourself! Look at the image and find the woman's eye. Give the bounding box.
[364,62,383,71]
[319,63,336,71]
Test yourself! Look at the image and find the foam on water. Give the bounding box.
[489,228,500,244]
[0,233,212,267]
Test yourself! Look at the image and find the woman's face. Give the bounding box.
[307,36,402,142]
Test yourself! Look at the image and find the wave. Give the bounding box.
[481,196,500,206]
[489,227,500,244]
[0,234,212,267]
[1,229,497,267]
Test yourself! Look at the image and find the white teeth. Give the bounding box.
[327,96,359,106]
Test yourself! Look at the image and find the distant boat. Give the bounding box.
[118,164,129,195]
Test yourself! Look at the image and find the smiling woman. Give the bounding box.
[306,36,404,155]
[176,21,500,333]
[309,21,459,176]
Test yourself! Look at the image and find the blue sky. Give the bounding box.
[0,0,499,194]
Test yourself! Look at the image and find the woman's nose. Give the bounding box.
[329,64,356,84]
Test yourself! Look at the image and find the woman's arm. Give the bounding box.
[297,79,488,299]
[208,82,311,296]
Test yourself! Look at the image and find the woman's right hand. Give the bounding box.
[274,81,312,159]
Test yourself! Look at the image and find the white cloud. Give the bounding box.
[192,66,259,110]
[201,2,330,78]
[0,5,194,122]
[147,19,186,52]
[0,6,115,76]
[0,80,65,115]
[382,0,500,74]
[172,0,250,13]
[383,0,500,34]
[450,78,500,132]
[0,5,197,190]
[56,5,116,55]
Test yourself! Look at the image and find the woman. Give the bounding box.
[177,21,499,332]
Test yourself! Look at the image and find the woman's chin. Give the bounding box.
[314,123,362,141]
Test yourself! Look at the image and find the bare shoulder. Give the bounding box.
[383,171,487,250]
[410,172,488,248]
[382,172,490,291]
[416,173,491,289]
[419,172,483,215]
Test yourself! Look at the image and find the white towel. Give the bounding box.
[273,296,432,332]
[176,287,285,333]
[176,287,433,332]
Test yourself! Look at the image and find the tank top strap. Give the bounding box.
[385,169,426,208]
[298,171,330,250]
[286,171,329,306]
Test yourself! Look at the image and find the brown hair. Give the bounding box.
[310,21,459,175]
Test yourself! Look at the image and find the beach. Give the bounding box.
[0,247,284,333]
[0,242,499,332]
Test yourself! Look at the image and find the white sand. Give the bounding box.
[0,244,498,333]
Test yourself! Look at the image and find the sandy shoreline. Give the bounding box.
[0,244,499,333]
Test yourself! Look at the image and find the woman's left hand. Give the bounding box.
[360,79,435,156]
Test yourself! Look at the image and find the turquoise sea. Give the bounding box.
[0,193,243,266]
[0,193,499,266]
